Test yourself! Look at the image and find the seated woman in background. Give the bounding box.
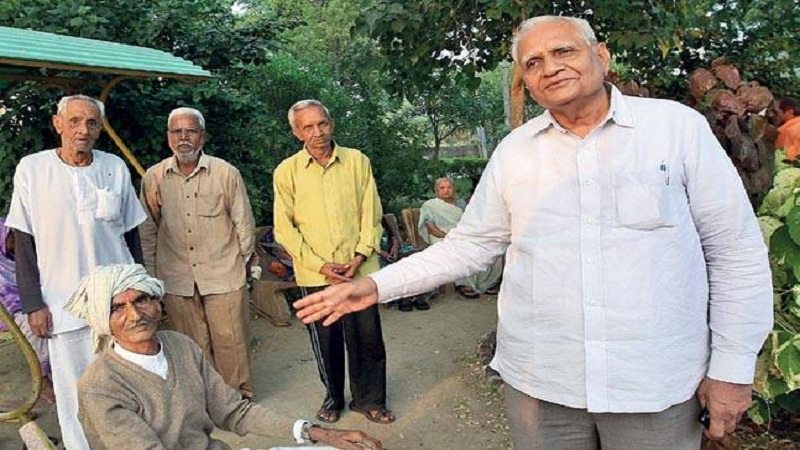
[0,218,55,404]
[418,177,502,299]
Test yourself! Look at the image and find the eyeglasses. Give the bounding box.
[168,128,202,137]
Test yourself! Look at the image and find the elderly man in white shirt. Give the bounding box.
[6,94,147,449]
[293,15,773,450]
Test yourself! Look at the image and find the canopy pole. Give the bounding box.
[99,76,146,176]
[0,303,41,424]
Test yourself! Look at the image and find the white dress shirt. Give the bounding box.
[371,86,773,413]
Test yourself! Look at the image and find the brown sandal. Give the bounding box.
[316,406,341,423]
[349,401,396,424]
[457,286,480,299]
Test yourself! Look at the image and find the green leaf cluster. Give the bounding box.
[753,160,800,423]
[0,0,436,225]
[355,0,800,101]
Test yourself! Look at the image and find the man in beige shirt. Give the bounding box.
[140,107,256,398]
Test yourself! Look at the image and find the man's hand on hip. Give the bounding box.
[295,277,379,326]
[28,307,53,338]
[696,377,752,440]
[320,262,351,285]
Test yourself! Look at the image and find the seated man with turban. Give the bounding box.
[66,264,382,450]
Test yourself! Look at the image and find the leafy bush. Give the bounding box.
[752,151,800,423]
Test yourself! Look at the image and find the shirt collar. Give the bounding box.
[301,141,340,168]
[528,83,635,137]
[165,152,209,176]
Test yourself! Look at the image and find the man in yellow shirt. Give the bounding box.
[273,99,394,424]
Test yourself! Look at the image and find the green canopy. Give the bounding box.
[0,26,211,80]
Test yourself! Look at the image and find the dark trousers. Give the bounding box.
[299,285,388,411]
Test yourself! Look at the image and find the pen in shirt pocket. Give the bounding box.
[659,160,670,186]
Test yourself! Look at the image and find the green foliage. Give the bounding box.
[754,161,800,423]
[0,0,430,225]
[354,0,800,100]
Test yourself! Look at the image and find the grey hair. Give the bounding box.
[168,107,205,131]
[434,177,455,190]
[57,95,105,119]
[511,16,598,63]
[287,99,331,129]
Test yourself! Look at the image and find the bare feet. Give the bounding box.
[39,375,55,405]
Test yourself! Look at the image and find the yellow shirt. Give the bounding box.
[139,154,255,296]
[273,145,382,286]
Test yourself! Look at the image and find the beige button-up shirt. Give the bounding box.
[140,154,255,296]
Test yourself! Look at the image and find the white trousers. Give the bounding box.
[48,327,94,450]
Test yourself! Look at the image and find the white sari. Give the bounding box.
[418,197,502,292]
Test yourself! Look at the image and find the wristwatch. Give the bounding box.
[292,419,318,445]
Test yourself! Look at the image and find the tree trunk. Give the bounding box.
[509,62,525,129]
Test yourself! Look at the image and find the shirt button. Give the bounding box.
[192,263,197,267]
[188,229,192,233]
[586,217,597,224]
[189,246,194,251]
[586,257,595,265]
[186,195,190,199]
[187,213,191,216]
[583,179,593,185]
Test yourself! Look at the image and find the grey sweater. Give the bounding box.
[78,330,291,449]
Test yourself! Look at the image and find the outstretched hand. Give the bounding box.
[294,278,379,326]
[311,426,383,450]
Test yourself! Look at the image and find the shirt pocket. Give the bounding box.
[612,170,675,230]
[197,192,224,217]
[94,187,123,223]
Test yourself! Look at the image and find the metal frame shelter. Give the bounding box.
[0,25,212,175]
[0,25,211,426]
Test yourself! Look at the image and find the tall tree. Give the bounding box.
[354,0,800,102]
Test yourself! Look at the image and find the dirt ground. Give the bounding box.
[0,292,511,450]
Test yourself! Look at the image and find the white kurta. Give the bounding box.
[6,149,146,333]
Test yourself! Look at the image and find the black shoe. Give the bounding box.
[413,298,430,310]
[398,299,414,312]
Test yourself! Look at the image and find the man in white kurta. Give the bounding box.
[6,95,146,450]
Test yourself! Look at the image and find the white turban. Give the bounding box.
[64,264,165,354]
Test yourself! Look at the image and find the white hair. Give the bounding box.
[511,16,598,63]
[57,95,105,119]
[168,107,205,130]
[434,177,455,190]
[287,99,331,129]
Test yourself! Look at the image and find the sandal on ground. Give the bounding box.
[348,401,396,424]
[397,298,414,312]
[456,286,480,299]
[484,284,501,295]
[316,406,341,423]
[413,297,430,310]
